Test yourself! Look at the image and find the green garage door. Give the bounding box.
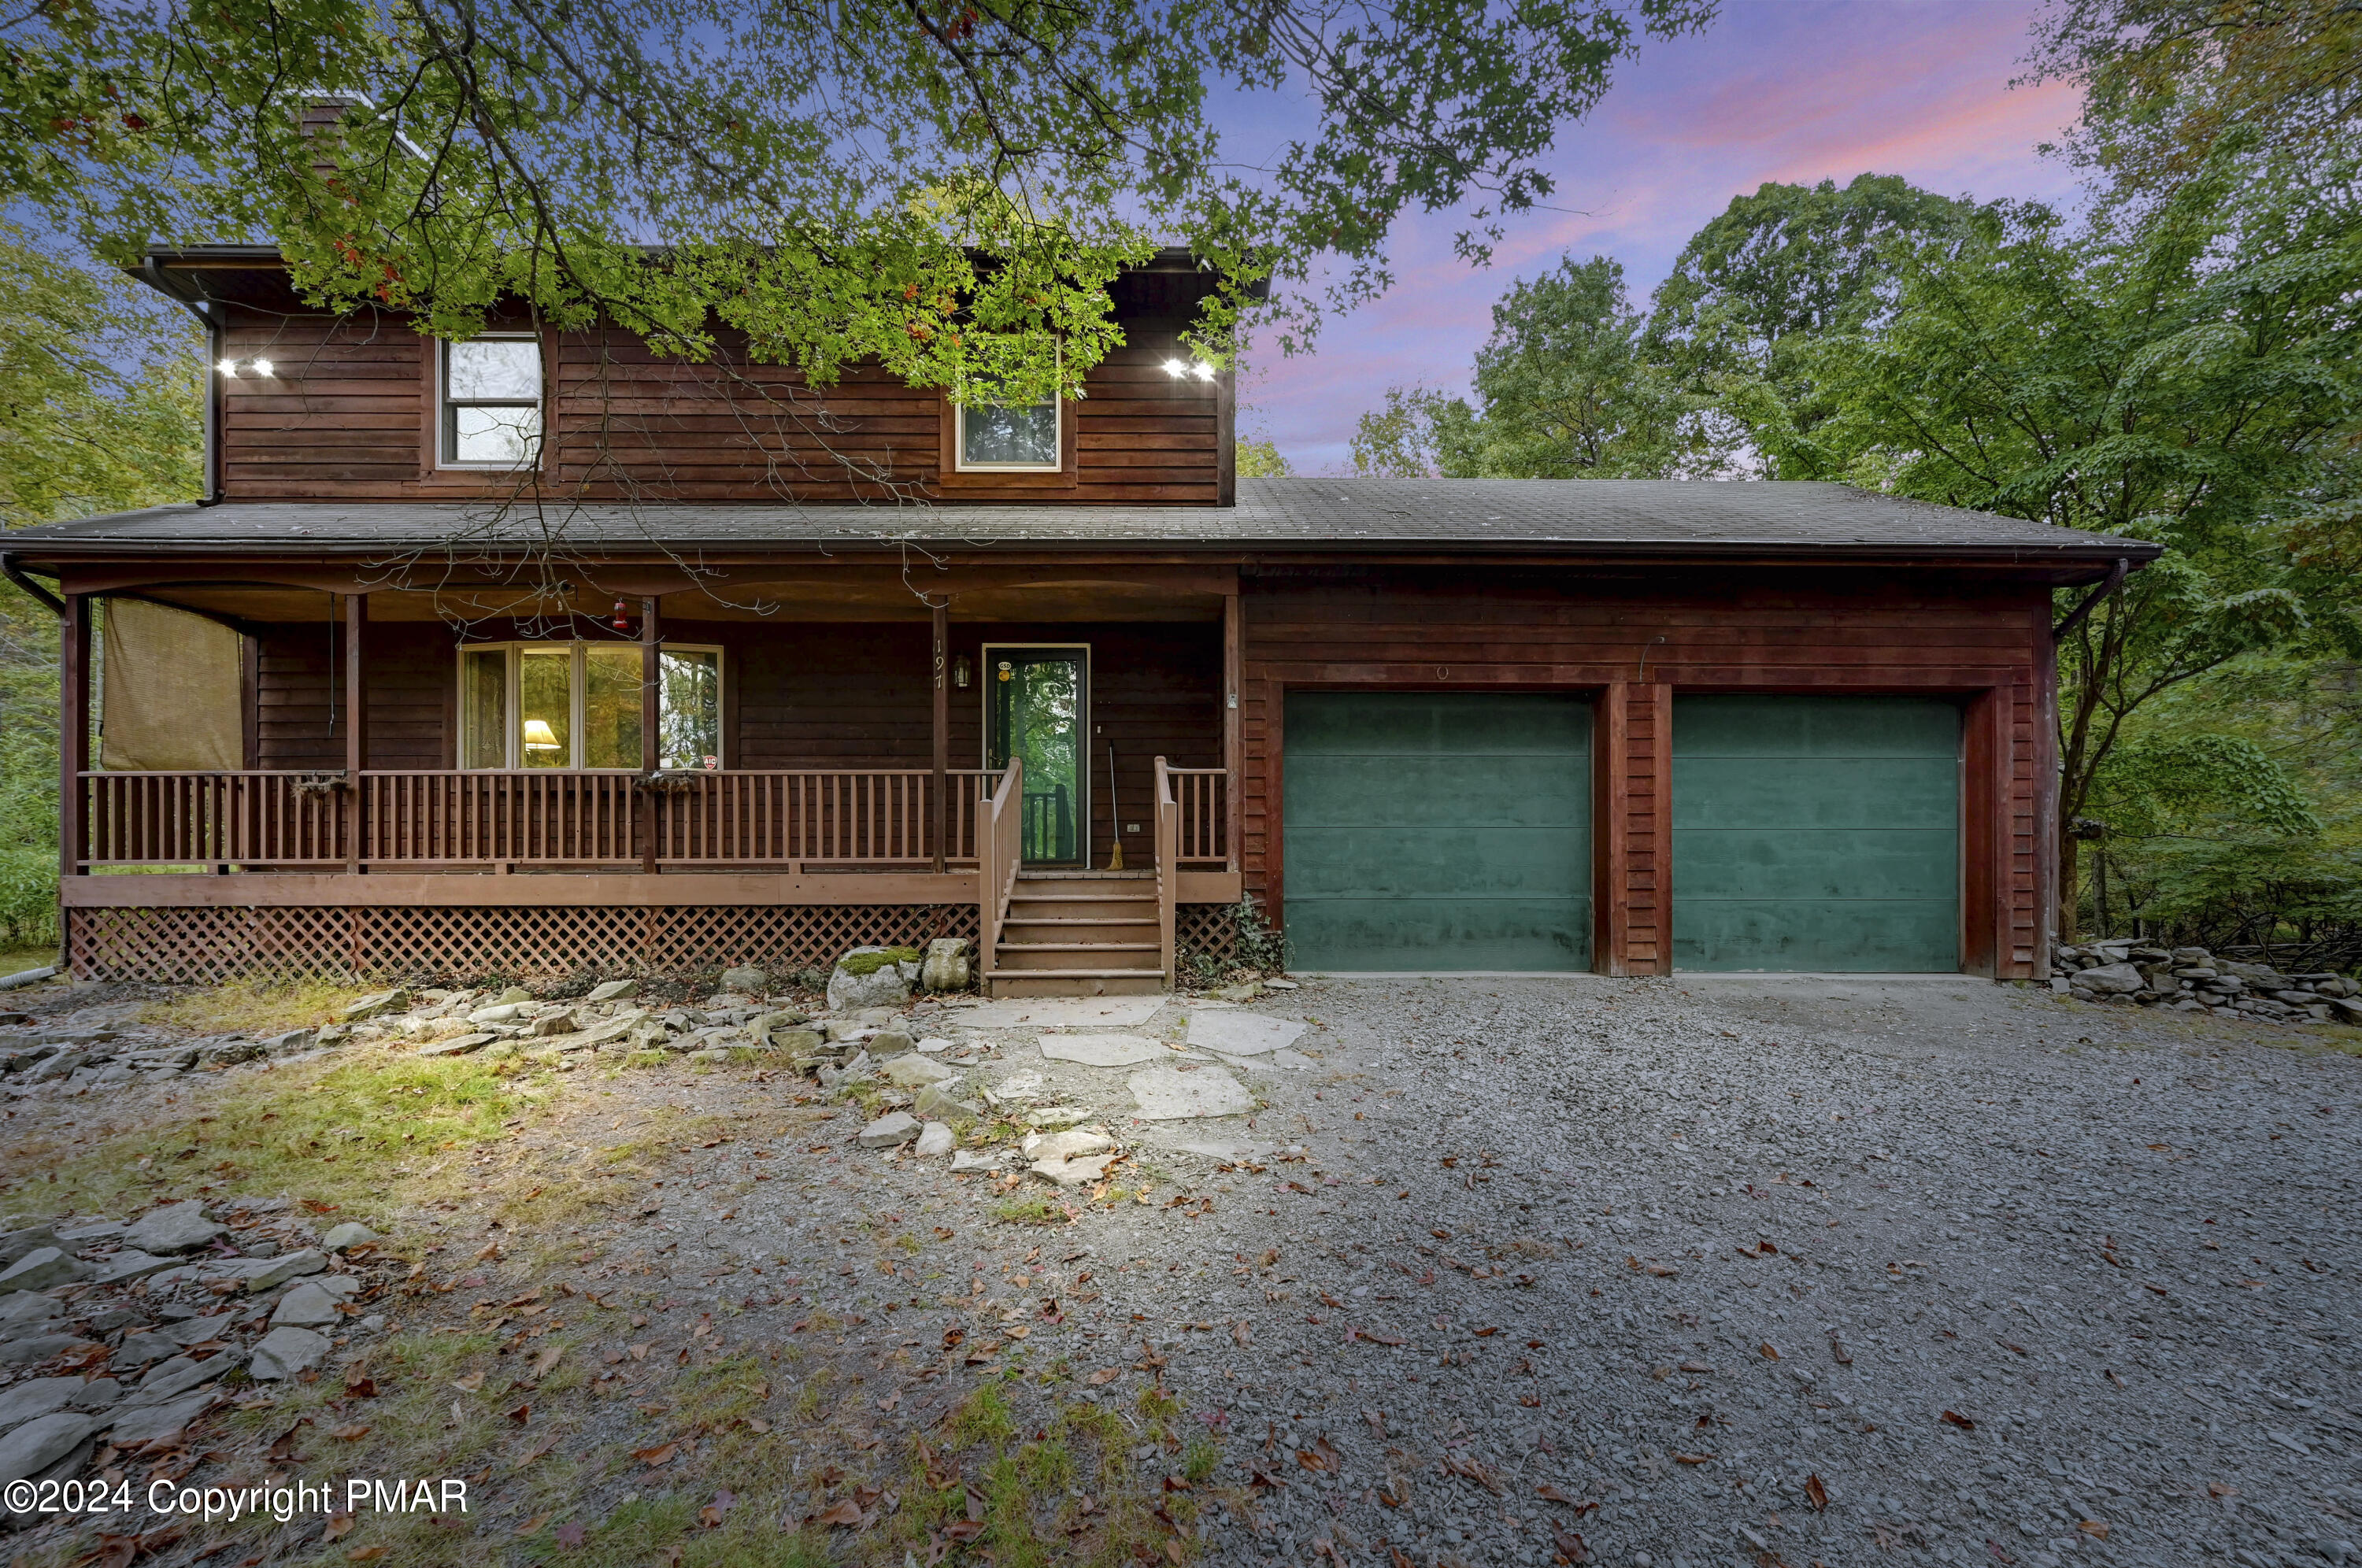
[1672,696,1959,972]
[1283,693,1590,971]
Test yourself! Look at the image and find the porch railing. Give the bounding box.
[359,771,637,866]
[977,758,1023,986]
[652,769,992,867]
[1166,767,1228,866]
[80,771,346,868]
[1153,757,1179,984]
[74,764,1189,873]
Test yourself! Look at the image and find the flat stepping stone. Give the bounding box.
[1038,1034,1164,1067]
[1183,1011,1306,1056]
[1127,1066,1253,1121]
[955,998,1165,1029]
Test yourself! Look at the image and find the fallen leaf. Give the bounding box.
[1759,1343,1779,1360]
[346,1550,389,1562]
[452,1372,485,1392]
[1940,1411,1976,1430]
[1679,1360,1712,1374]
[474,1242,501,1262]
[1547,1520,1591,1563]
[505,1404,531,1424]
[810,1500,864,1528]
[343,1366,377,1397]
[322,1514,356,1541]
[531,1346,564,1378]
[553,1522,587,1548]
[1805,1473,1829,1511]
[513,1436,559,1468]
[633,1442,679,1468]
[1232,1320,1253,1347]
[1472,1326,1500,1338]
[698,1489,737,1528]
[326,1424,371,1441]
[2079,1520,2109,1540]
[1671,1452,1715,1465]
[1088,1367,1121,1385]
[513,1513,550,1537]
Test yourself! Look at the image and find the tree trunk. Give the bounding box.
[2059,831,2081,944]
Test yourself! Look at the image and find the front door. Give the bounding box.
[985,645,1089,867]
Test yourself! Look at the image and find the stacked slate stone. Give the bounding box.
[2051,939,2362,1025]
[0,1202,391,1522]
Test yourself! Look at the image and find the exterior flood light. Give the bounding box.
[251,359,273,375]
[1164,358,1218,381]
[1192,360,1216,380]
[1163,358,1189,377]
[217,357,275,376]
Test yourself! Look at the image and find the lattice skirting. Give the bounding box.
[1175,902,1238,966]
[67,904,983,986]
[68,903,1240,986]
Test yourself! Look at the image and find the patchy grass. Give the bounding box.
[990,1194,1068,1226]
[0,943,59,978]
[137,974,376,1037]
[0,1038,547,1224]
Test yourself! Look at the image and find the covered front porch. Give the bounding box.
[52,563,1245,989]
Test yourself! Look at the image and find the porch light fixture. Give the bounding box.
[522,719,562,751]
[953,655,971,689]
[1162,357,1216,381]
[216,357,274,377]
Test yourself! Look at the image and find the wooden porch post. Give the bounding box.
[931,601,949,873]
[60,594,89,886]
[640,597,661,874]
[1596,682,1630,975]
[344,593,367,874]
[1223,590,1242,873]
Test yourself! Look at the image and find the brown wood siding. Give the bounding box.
[217,308,1222,505]
[252,622,451,771]
[1240,568,2049,979]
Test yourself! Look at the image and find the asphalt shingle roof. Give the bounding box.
[6,477,2148,562]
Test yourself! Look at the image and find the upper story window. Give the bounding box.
[440,336,543,468]
[955,372,1060,472]
[457,642,722,770]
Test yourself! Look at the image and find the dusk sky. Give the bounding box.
[1237,0,2089,472]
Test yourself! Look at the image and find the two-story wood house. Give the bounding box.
[2,247,2154,993]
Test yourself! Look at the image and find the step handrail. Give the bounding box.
[978,756,1023,986]
[1153,756,1179,986]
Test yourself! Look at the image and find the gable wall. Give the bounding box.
[214,309,1225,505]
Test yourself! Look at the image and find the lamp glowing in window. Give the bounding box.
[522,719,562,751]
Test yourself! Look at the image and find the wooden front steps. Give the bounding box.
[990,871,1165,997]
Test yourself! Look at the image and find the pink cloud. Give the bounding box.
[1238,0,2088,470]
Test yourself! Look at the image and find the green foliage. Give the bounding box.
[1351,255,1729,479]
[1232,894,1288,975]
[0,231,202,945]
[0,0,1717,405]
[2023,0,2362,202]
[1234,438,1292,478]
[1649,175,1978,386]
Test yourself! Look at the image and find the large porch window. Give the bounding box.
[457,642,722,771]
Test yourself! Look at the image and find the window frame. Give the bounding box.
[952,385,1063,472]
[454,641,724,771]
[437,334,546,471]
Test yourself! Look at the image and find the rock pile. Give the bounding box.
[0,1198,394,1523]
[2052,938,2362,1024]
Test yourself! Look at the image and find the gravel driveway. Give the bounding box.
[1071,974,2362,1568]
[7,972,2358,1568]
